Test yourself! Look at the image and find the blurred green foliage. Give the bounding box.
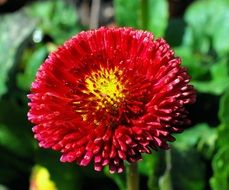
[114,0,168,37]
[0,0,229,189]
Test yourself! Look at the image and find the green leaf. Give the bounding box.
[184,0,229,55]
[47,0,80,44]
[217,88,229,147]
[17,46,47,91]
[114,0,168,36]
[139,153,157,176]
[25,0,53,21]
[0,10,36,99]
[175,47,208,80]
[147,0,168,37]
[184,2,210,53]
[217,124,229,150]
[26,0,80,44]
[51,0,78,28]
[211,2,229,56]
[219,88,229,125]
[114,0,140,28]
[210,146,229,190]
[174,123,217,159]
[170,148,206,190]
[174,123,212,150]
[196,128,217,159]
[211,88,229,190]
[192,59,229,95]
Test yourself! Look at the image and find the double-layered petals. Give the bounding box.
[28,27,196,173]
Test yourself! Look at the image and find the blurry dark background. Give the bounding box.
[0,0,229,190]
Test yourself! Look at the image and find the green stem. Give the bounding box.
[159,150,173,190]
[165,149,172,172]
[127,163,139,190]
[141,0,148,29]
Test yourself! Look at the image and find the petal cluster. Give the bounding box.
[28,27,196,173]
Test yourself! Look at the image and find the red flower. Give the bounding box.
[28,27,196,173]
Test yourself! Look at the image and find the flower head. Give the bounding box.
[28,27,196,173]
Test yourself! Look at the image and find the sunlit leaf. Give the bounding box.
[147,0,168,37]
[192,59,229,95]
[174,123,213,150]
[174,123,217,158]
[0,10,35,98]
[184,0,229,56]
[114,0,140,28]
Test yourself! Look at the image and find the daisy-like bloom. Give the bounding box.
[28,27,196,173]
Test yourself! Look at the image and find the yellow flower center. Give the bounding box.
[85,67,125,110]
[73,67,126,123]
